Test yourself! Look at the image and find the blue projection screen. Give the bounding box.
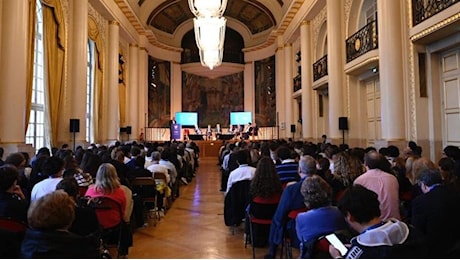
[175,112,198,127]
[230,112,252,125]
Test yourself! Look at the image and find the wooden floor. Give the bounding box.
[129,158,265,259]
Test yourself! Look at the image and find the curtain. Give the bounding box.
[88,17,104,143]
[40,0,66,147]
[25,0,37,134]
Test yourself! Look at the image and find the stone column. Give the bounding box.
[284,43,294,138]
[69,0,88,144]
[128,43,139,138]
[300,21,313,139]
[326,0,345,139]
[244,62,255,118]
[0,0,29,152]
[138,44,148,134]
[275,36,286,138]
[377,0,405,140]
[106,21,120,143]
[171,61,182,116]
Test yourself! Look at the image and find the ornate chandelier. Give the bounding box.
[188,0,227,70]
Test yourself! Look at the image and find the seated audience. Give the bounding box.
[329,185,426,259]
[30,156,65,201]
[20,190,100,258]
[275,146,300,185]
[85,163,133,257]
[56,178,100,237]
[246,156,282,247]
[296,175,347,258]
[225,149,255,195]
[411,168,460,258]
[0,165,29,223]
[353,151,400,220]
[265,155,317,258]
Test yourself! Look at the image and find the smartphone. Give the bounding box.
[325,233,348,256]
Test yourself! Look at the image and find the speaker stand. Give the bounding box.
[72,131,76,151]
[342,129,345,145]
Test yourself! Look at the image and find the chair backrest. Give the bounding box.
[0,217,27,233]
[89,196,123,229]
[249,194,281,223]
[224,179,251,226]
[131,177,156,187]
[131,176,157,201]
[153,171,167,185]
[287,207,309,220]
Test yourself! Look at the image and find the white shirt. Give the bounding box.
[31,177,63,201]
[147,163,171,184]
[159,159,178,183]
[225,164,256,195]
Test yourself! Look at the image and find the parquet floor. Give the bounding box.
[129,158,274,259]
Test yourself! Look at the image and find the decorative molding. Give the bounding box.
[88,3,107,50]
[344,0,352,36]
[312,7,326,62]
[410,12,460,42]
[406,0,417,141]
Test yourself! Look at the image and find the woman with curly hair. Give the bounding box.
[249,156,282,199]
[246,156,282,247]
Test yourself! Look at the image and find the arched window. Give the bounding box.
[26,0,47,152]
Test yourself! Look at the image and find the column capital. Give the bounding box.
[109,20,119,26]
[139,46,148,52]
[301,20,310,26]
[129,43,139,47]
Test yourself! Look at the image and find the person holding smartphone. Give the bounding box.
[329,185,426,259]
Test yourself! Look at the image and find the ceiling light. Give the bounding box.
[188,0,227,17]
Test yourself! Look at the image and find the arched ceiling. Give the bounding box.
[144,0,280,37]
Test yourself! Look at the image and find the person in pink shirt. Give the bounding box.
[353,151,400,220]
[85,163,132,257]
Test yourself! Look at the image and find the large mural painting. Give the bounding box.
[255,55,276,126]
[148,56,171,127]
[182,72,244,128]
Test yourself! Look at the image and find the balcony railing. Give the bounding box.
[412,0,459,25]
[293,75,301,92]
[181,49,244,64]
[346,20,378,63]
[313,55,328,81]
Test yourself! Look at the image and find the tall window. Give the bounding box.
[26,1,46,151]
[86,40,96,143]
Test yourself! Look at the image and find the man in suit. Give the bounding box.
[169,117,176,141]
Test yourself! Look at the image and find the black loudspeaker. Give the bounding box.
[126,126,132,135]
[339,117,348,130]
[120,127,126,133]
[290,124,296,133]
[69,119,80,133]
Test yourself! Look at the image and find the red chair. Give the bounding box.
[0,217,27,233]
[280,207,309,258]
[245,194,281,258]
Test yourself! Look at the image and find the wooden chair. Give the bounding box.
[131,176,159,225]
[153,171,170,210]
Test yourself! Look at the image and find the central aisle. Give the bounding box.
[129,158,256,258]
